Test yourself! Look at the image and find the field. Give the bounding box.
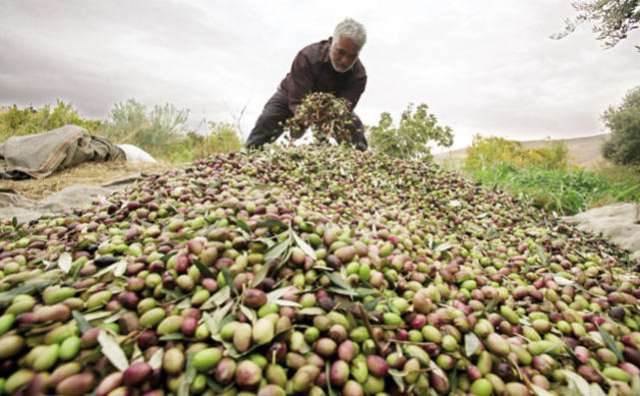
[434,134,609,169]
[435,134,640,215]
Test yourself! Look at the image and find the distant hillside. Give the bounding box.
[435,134,609,169]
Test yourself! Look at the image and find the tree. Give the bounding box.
[601,86,640,165]
[368,103,453,161]
[202,122,243,154]
[552,0,640,51]
[100,99,190,157]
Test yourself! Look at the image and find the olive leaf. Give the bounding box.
[201,286,231,310]
[298,307,325,315]
[193,258,215,279]
[292,231,317,259]
[435,242,453,252]
[536,245,548,266]
[0,279,56,305]
[232,218,251,234]
[251,261,272,288]
[72,310,92,334]
[326,272,354,292]
[326,361,336,396]
[562,370,590,396]
[596,325,623,361]
[364,297,383,311]
[267,286,298,303]
[388,369,406,392]
[255,237,276,249]
[327,287,359,297]
[589,383,607,396]
[178,355,196,396]
[239,304,257,324]
[97,330,129,371]
[553,275,574,287]
[221,268,237,296]
[204,301,234,338]
[57,252,72,273]
[113,260,127,277]
[531,384,555,396]
[271,299,302,308]
[464,333,482,357]
[205,378,227,393]
[94,263,118,278]
[159,334,185,341]
[257,219,286,230]
[264,238,291,263]
[83,311,113,322]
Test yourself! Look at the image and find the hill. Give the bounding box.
[435,133,609,169]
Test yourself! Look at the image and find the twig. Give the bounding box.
[357,302,384,353]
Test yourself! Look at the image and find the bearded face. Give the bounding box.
[329,36,360,73]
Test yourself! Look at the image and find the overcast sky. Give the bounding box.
[1,1,639,149]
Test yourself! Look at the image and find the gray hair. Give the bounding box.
[333,18,367,49]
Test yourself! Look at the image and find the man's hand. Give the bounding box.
[355,141,367,151]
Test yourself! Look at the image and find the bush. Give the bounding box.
[200,122,243,156]
[368,103,453,160]
[99,99,190,159]
[100,99,243,163]
[464,135,569,171]
[602,86,640,165]
[165,123,243,163]
[0,101,101,142]
[470,162,640,215]
[464,136,638,214]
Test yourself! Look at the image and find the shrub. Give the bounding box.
[602,86,640,165]
[164,124,243,163]
[368,103,453,160]
[464,135,569,171]
[200,122,243,155]
[99,99,190,159]
[0,101,101,142]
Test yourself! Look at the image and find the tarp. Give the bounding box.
[0,125,125,179]
[117,144,157,164]
[0,173,145,223]
[564,203,640,262]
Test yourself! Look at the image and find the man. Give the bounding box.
[246,18,368,150]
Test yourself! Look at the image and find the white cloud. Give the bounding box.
[0,0,638,146]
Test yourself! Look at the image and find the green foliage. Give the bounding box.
[554,0,640,51]
[99,99,242,163]
[0,101,101,143]
[463,135,640,214]
[157,123,243,163]
[469,163,640,215]
[201,122,243,155]
[602,86,640,165]
[464,136,569,171]
[0,99,244,164]
[368,103,453,160]
[99,99,190,159]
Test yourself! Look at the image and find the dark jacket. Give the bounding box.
[278,37,367,114]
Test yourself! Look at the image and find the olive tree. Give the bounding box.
[553,0,640,51]
[368,103,453,161]
[602,86,640,165]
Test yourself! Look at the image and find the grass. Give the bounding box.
[466,162,640,215]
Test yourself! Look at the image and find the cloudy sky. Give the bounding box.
[1,1,638,149]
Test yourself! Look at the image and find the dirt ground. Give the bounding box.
[1,160,170,200]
